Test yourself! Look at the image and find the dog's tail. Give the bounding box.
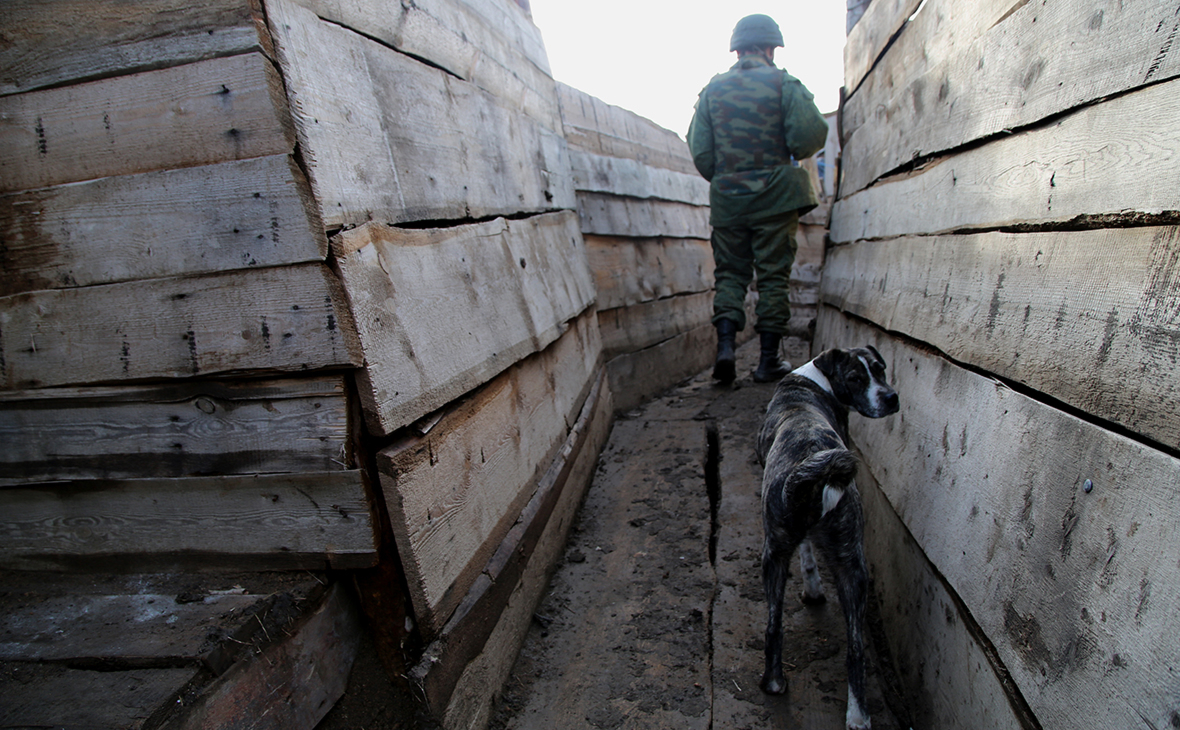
[787,448,858,508]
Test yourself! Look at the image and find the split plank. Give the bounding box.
[818,307,1180,730]
[598,292,713,359]
[0,0,270,96]
[841,0,1180,194]
[830,78,1180,242]
[558,82,697,175]
[0,154,325,296]
[286,0,559,129]
[0,263,362,391]
[843,0,922,94]
[569,149,709,205]
[0,375,351,485]
[0,470,377,571]
[266,0,573,229]
[378,310,601,634]
[333,212,595,436]
[822,227,1180,449]
[577,193,711,239]
[584,235,714,311]
[0,53,293,194]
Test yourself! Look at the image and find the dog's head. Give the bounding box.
[812,345,900,418]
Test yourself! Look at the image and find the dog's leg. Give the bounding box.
[760,538,796,695]
[817,503,872,729]
[798,539,826,604]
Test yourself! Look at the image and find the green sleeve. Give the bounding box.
[686,89,715,181]
[781,74,828,161]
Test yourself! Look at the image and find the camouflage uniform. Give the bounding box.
[687,54,828,334]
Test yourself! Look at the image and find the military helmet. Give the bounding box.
[729,14,784,51]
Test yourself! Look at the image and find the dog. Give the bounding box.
[755,345,899,730]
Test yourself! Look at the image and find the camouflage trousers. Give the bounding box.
[710,211,798,334]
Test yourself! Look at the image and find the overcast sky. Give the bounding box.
[529,1,847,139]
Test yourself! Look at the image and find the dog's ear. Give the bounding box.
[866,345,885,367]
[813,349,840,377]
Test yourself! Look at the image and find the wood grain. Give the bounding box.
[333,212,596,436]
[818,307,1180,730]
[584,235,714,311]
[598,292,713,359]
[0,470,377,571]
[266,0,573,229]
[831,78,1180,242]
[0,375,351,485]
[843,0,922,94]
[576,193,711,239]
[0,154,325,296]
[569,150,709,205]
[0,263,362,390]
[0,52,293,194]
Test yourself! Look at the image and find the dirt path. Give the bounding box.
[489,342,905,730]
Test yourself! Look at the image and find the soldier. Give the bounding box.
[688,14,829,383]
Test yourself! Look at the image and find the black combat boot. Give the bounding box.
[752,331,791,383]
[712,319,738,383]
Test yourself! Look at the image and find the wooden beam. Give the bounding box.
[843,0,922,94]
[0,263,362,391]
[598,292,713,359]
[841,0,1180,194]
[585,235,714,311]
[568,149,709,205]
[822,227,1180,449]
[265,0,573,229]
[0,53,293,194]
[377,310,601,635]
[0,470,378,571]
[333,212,596,436]
[0,154,325,296]
[0,0,270,96]
[576,193,711,239]
[0,663,197,728]
[0,375,352,485]
[830,78,1180,242]
[818,307,1180,730]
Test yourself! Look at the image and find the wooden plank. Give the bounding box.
[0,375,352,485]
[822,227,1180,449]
[287,0,560,130]
[597,292,713,358]
[576,193,711,239]
[265,0,574,229]
[585,235,714,311]
[333,212,596,436]
[843,0,922,94]
[817,307,1180,730]
[0,53,293,194]
[858,450,1030,730]
[0,263,362,391]
[841,0,1180,194]
[830,78,1180,242]
[0,154,325,296]
[0,470,377,571]
[377,309,601,634]
[569,149,709,204]
[557,82,698,175]
[0,0,270,96]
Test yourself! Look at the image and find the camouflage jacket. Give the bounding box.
[687,55,828,226]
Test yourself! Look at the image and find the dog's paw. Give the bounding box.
[846,720,871,730]
[760,673,787,695]
[800,589,827,605]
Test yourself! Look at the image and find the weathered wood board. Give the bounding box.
[585,235,714,311]
[818,306,1180,730]
[0,0,270,96]
[577,193,711,239]
[265,0,573,229]
[378,310,601,634]
[823,227,1180,449]
[598,292,713,359]
[0,263,362,391]
[1,470,376,571]
[569,150,709,205]
[0,154,324,296]
[841,0,1180,194]
[0,53,293,194]
[286,0,560,130]
[831,78,1180,242]
[0,375,351,485]
[333,212,595,436]
[558,82,698,175]
[842,0,922,94]
[0,663,197,728]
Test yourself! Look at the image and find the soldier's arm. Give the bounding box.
[780,75,828,161]
[687,90,715,181]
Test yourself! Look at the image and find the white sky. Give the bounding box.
[529,1,847,139]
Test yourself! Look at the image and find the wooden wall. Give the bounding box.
[827,1,1180,728]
